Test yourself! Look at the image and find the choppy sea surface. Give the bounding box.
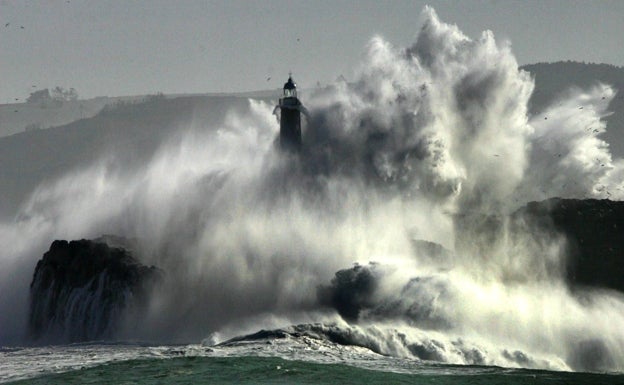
[3,335,623,385]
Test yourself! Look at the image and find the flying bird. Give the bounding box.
[4,23,9,27]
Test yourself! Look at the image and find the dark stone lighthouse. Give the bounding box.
[275,75,308,151]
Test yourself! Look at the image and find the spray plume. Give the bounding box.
[0,6,623,371]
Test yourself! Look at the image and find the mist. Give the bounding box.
[1,6,623,372]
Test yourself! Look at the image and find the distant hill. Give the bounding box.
[0,96,146,139]
[521,62,624,156]
[1,62,624,218]
[0,90,278,139]
[0,94,273,218]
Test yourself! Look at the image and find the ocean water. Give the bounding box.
[7,357,622,385]
[3,341,623,385]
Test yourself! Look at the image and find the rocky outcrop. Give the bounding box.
[28,238,161,343]
[320,199,624,324]
[518,198,624,292]
[317,263,379,322]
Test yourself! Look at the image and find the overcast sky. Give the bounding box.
[1,0,623,102]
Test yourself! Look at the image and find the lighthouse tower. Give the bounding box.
[276,75,307,151]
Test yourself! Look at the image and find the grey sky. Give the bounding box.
[1,0,623,102]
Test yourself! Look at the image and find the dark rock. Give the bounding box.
[220,329,290,344]
[28,238,161,343]
[319,199,624,327]
[316,263,378,322]
[517,198,624,292]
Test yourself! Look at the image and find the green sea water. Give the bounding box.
[7,356,624,385]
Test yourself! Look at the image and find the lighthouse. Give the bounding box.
[275,75,308,151]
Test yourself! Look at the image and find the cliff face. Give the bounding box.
[318,199,624,328]
[28,239,161,343]
[519,198,624,292]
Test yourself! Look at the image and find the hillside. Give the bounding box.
[0,96,140,139]
[0,94,270,218]
[521,62,624,156]
[1,62,624,218]
[0,91,277,139]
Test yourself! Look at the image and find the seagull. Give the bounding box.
[4,23,9,27]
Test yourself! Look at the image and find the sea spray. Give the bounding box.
[0,6,623,372]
